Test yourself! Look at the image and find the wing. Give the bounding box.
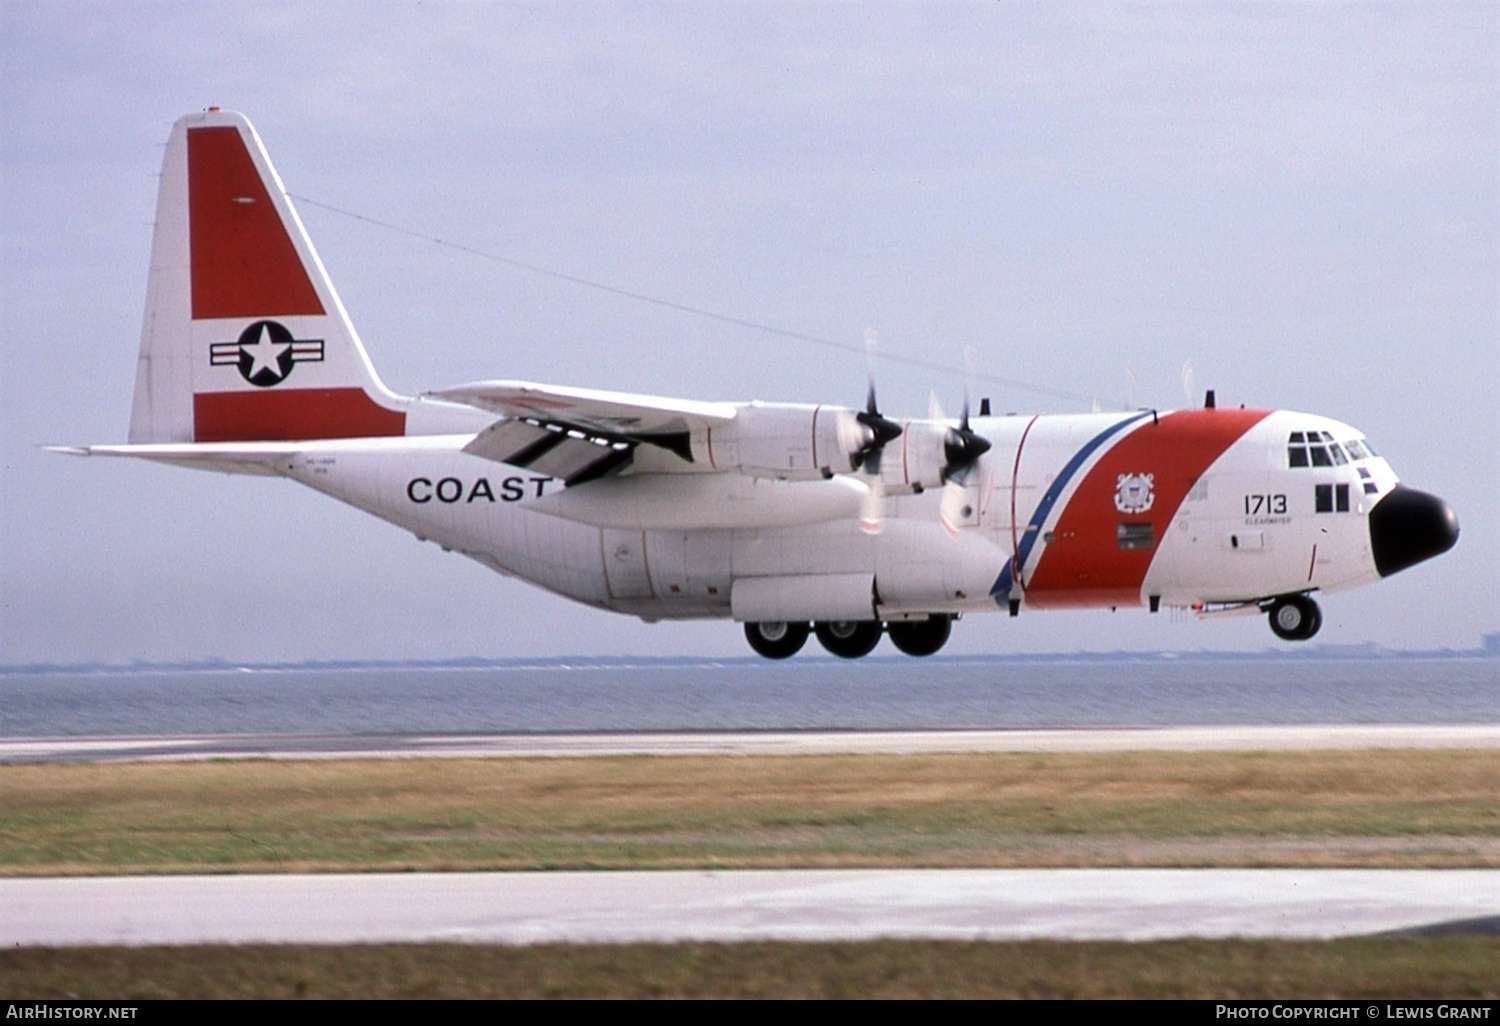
[429,380,738,484]
[431,380,736,434]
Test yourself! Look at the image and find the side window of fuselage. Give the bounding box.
[1315,483,1351,514]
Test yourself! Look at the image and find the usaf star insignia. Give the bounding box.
[210,320,324,387]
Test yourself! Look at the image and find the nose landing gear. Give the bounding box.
[887,615,953,656]
[1266,594,1322,641]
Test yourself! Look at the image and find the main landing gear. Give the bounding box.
[743,620,811,659]
[744,616,954,660]
[1265,594,1322,641]
[815,620,883,659]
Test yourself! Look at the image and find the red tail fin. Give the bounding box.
[129,110,407,444]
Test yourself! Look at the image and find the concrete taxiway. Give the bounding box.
[2,724,1497,763]
[3,870,1497,947]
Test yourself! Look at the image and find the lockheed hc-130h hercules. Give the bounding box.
[59,111,1460,659]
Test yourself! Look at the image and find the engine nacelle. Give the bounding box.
[691,403,872,480]
[881,420,950,492]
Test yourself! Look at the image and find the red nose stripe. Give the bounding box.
[188,126,325,320]
[1025,408,1270,608]
[194,389,406,442]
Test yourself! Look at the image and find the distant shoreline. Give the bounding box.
[5,645,1497,677]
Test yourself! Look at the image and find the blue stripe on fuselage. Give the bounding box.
[991,410,1153,601]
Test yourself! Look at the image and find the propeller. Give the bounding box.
[854,330,903,469]
[939,348,992,533]
[1180,359,1196,409]
[856,388,903,533]
[942,399,990,483]
[943,348,991,485]
[852,330,902,534]
[855,381,903,467]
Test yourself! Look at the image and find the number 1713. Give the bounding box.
[1244,494,1287,515]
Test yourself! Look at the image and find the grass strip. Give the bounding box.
[2,749,1496,874]
[3,938,1497,999]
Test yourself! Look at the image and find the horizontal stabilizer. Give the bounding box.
[47,442,302,476]
[48,435,470,477]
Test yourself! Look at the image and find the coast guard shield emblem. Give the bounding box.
[1114,473,1155,514]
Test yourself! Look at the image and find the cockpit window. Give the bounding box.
[1288,433,1308,467]
[1288,431,1353,468]
[1344,438,1373,461]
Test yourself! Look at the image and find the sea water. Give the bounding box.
[0,655,1494,737]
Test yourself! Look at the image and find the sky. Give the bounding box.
[2,2,1495,665]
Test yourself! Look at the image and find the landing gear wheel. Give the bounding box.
[814,620,883,659]
[744,620,810,659]
[887,616,952,657]
[1268,595,1322,641]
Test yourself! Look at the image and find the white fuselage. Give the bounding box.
[279,403,1396,624]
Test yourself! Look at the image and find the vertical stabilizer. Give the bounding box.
[128,110,408,443]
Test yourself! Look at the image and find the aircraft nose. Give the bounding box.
[1369,485,1459,577]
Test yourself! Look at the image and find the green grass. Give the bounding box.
[5,749,1497,998]
[4,938,1497,999]
[2,749,1496,874]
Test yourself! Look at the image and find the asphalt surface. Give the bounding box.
[4,870,1498,946]
[2,724,1497,763]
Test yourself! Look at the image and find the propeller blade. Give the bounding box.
[864,328,880,416]
[961,345,978,432]
[853,330,902,470]
[939,344,989,487]
[858,476,885,535]
[903,347,988,533]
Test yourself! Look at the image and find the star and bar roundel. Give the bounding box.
[209,320,324,387]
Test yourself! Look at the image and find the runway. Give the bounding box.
[4,869,1497,947]
[6,727,1495,948]
[3,724,1497,763]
